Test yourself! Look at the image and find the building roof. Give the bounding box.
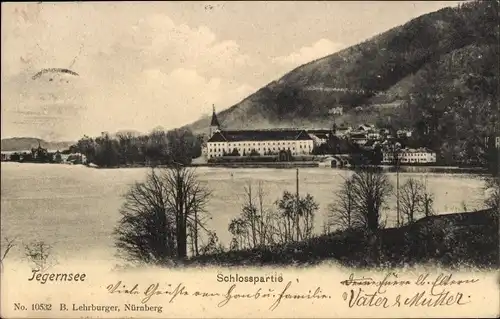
[208,131,227,142]
[312,133,329,139]
[351,133,367,139]
[382,147,435,154]
[210,110,220,127]
[208,129,313,143]
[401,147,435,153]
[337,126,351,131]
[307,129,331,135]
[358,124,374,131]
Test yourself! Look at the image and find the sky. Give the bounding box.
[1,1,463,141]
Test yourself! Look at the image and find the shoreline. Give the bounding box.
[0,161,489,174]
[185,208,498,269]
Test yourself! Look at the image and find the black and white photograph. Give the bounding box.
[1,1,499,318]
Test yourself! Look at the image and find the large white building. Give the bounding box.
[382,147,437,164]
[205,107,314,159]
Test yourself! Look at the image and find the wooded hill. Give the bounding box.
[188,1,499,165]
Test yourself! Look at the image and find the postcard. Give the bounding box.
[1,1,499,318]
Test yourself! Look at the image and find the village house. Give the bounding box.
[397,129,413,138]
[1,152,13,161]
[65,153,87,164]
[307,129,331,146]
[350,132,368,145]
[335,125,352,137]
[308,122,352,143]
[357,124,375,132]
[379,128,390,135]
[308,131,329,146]
[382,147,436,164]
[367,131,381,140]
[205,107,314,159]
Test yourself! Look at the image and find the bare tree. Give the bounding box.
[256,181,272,245]
[199,231,225,255]
[242,183,259,248]
[485,177,500,211]
[350,167,393,232]
[187,211,212,257]
[115,169,176,264]
[1,237,16,271]
[400,177,436,224]
[227,182,319,249]
[299,194,318,239]
[229,182,285,249]
[321,218,332,235]
[327,176,355,230]
[163,165,211,258]
[276,191,319,241]
[399,178,425,225]
[24,241,56,272]
[228,217,249,250]
[421,178,435,217]
[114,166,211,264]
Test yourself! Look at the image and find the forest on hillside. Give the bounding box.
[188,1,499,167]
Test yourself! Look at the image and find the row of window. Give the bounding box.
[382,159,436,163]
[210,141,311,146]
[402,153,434,158]
[208,145,313,153]
[384,153,435,157]
[399,158,435,162]
[208,150,311,158]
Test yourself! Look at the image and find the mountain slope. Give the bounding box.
[1,138,74,152]
[187,0,498,141]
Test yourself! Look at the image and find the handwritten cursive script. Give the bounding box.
[106,280,331,310]
[340,272,411,294]
[340,272,478,308]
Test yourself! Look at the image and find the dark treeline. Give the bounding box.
[236,1,498,168]
[373,1,499,167]
[69,128,203,167]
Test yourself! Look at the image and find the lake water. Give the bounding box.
[0,163,488,265]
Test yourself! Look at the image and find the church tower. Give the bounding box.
[331,120,337,136]
[209,104,220,137]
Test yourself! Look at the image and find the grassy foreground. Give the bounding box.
[186,209,498,269]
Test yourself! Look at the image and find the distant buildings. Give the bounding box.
[346,123,387,146]
[208,130,314,158]
[64,153,87,164]
[307,130,330,145]
[1,150,35,162]
[1,152,14,161]
[350,133,369,145]
[205,107,314,159]
[382,148,436,164]
[397,129,413,138]
[202,104,437,166]
[357,124,375,131]
[335,126,351,137]
[0,148,86,165]
[31,142,49,161]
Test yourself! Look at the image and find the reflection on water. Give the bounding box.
[1,163,487,264]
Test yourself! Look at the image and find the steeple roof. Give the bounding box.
[210,104,220,127]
